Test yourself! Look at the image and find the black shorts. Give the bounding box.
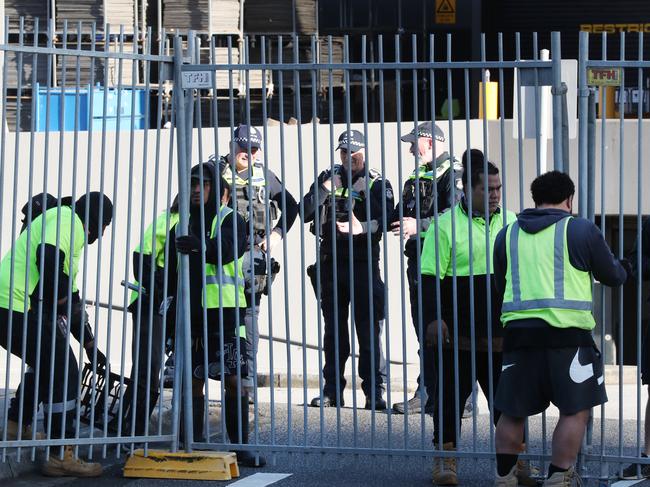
[191,333,248,381]
[495,345,607,417]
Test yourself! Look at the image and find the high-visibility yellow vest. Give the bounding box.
[0,206,84,311]
[501,216,595,330]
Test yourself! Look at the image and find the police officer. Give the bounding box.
[120,203,180,439]
[0,192,112,477]
[390,121,463,415]
[493,171,627,486]
[304,130,394,410]
[218,125,299,394]
[169,162,265,467]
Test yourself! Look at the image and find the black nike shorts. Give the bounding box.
[494,345,607,417]
[191,334,248,381]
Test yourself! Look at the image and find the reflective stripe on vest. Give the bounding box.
[501,216,595,330]
[204,205,247,309]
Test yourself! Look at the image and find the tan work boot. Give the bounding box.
[543,466,578,487]
[6,420,45,440]
[495,464,518,487]
[42,446,103,477]
[516,459,541,486]
[432,442,458,485]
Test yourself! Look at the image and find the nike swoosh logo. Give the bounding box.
[501,363,515,372]
[569,349,594,384]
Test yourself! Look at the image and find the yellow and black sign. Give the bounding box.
[436,0,456,25]
[587,67,622,87]
[581,23,650,34]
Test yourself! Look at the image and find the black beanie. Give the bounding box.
[75,192,113,238]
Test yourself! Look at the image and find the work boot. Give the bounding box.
[392,393,434,415]
[41,446,103,477]
[432,442,458,485]
[6,420,45,440]
[542,466,578,487]
[309,393,344,408]
[225,394,266,468]
[494,464,518,487]
[364,396,387,410]
[516,459,541,486]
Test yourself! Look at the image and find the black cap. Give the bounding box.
[75,192,113,243]
[232,124,262,149]
[336,130,365,152]
[400,122,445,143]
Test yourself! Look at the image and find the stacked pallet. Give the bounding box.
[105,0,137,33]
[319,36,345,89]
[244,0,316,34]
[56,0,104,32]
[5,0,48,33]
[5,52,51,88]
[163,0,240,34]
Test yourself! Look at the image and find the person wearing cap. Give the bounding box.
[0,191,113,477]
[390,121,463,416]
[218,124,299,397]
[419,154,528,486]
[166,162,265,467]
[303,129,394,410]
[117,196,181,441]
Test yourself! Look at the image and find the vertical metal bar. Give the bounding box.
[463,67,478,452]
[103,25,126,457]
[341,35,359,447]
[617,31,626,463]
[532,33,541,175]
[587,91,596,222]
[578,31,589,218]
[16,17,41,462]
[308,33,325,451]
[325,34,342,448]
[291,33,309,451]
[635,31,644,475]
[410,33,426,451]
[498,33,508,218]
[551,32,563,172]
[362,33,378,446]
[0,17,11,461]
[393,33,409,450]
[515,33,524,212]
[598,31,608,477]
[379,33,393,450]
[77,21,98,460]
[445,32,461,451]
[481,33,497,455]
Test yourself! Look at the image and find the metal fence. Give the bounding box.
[0,19,648,484]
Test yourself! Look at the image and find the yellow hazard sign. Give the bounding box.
[436,0,456,24]
[587,67,622,87]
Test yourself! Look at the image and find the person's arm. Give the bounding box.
[567,218,627,286]
[628,218,650,281]
[35,243,71,309]
[205,212,247,265]
[303,170,334,223]
[368,178,395,233]
[492,226,508,298]
[268,172,299,237]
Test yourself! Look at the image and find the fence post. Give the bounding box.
[578,31,589,218]
[551,31,564,172]
[172,33,195,453]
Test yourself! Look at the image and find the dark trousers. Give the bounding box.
[406,256,437,400]
[432,347,502,446]
[0,307,78,438]
[315,255,385,399]
[122,310,164,436]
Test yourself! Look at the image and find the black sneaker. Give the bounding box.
[309,394,344,407]
[364,396,387,410]
[620,460,650,479]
